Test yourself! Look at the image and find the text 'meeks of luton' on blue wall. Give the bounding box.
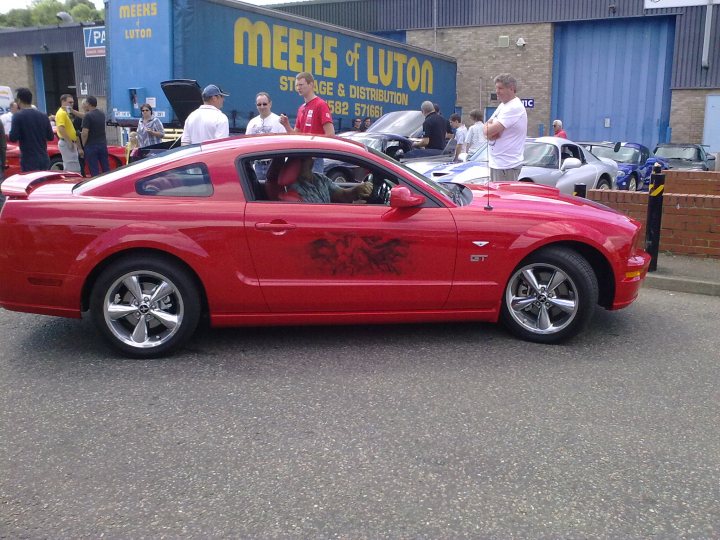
[108,0,457,130]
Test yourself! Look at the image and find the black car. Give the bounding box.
[653,143,716,171]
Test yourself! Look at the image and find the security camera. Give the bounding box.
[516,37,526,47]
[56,11,74,23]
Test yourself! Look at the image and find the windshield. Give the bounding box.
[655,146,698,160]
[366,146,459,203]
[591,146,640,164]
[366,111,424,137]
[523,142,559,168]
[468,142,489,162]
[343,133,385,152]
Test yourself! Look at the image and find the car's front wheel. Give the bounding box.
[596,177,611,190]
[627,174,638,192]
[500,247,598,344]
[90,255,201,358]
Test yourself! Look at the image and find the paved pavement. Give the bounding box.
[644,253,720,296]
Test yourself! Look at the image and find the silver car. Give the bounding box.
[408,136,618,194]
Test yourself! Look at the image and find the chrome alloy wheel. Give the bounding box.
[505,262,579,335]
[103,270,184,349]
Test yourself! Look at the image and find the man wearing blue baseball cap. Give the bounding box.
[181,84,230,145]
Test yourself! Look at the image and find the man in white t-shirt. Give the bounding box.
[449,114,468,161]
[181,84,230,145]
[483,74,528,181]
[245,92,285,135]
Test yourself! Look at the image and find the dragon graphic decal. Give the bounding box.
[309,234,411,275]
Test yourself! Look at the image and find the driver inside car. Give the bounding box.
[271,157,373,204]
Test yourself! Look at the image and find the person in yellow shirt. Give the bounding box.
[55,94,83,173]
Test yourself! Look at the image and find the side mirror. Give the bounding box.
[389,186,425,208]
[613,141,622,152]
[561,157,582,171]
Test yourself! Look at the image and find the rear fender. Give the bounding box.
[69,222,211,280]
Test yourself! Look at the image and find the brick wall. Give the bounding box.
[669,89,719,144]
[664,170,720,195]
[588,190,720,258]
[0,56,35,97]
[407,24,554,137]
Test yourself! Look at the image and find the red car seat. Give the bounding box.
[276,158,303,202]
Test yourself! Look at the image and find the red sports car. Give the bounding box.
[4,131,126,177]
[0,135,650,358]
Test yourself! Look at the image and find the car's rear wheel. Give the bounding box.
[50,156,64,171]
[500,247,598,344]
[90,255,200,358]
[596,177,611,190]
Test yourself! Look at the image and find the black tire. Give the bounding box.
[328,169,351,183]
[595,176,611,190]
[500,247,598,344]
[90,255,201,358]
[50,156,64,171]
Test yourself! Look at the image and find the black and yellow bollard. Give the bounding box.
[645,163,665,272]
[573,183,587,198]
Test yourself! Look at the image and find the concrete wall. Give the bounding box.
[407,24,554,136]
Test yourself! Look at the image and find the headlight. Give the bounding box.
[616,170,626,179]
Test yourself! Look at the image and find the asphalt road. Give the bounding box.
[1,287,719,538]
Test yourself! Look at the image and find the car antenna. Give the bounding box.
[484,182,493,211]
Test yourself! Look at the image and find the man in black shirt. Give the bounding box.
[7,88,53,172]
[80,96,109,176]
[405,100,447,158]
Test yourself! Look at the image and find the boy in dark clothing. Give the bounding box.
[7,88,54,172]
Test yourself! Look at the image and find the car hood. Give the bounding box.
[161,79,203,125]
[466,182,623,216]
[365,110,425,138]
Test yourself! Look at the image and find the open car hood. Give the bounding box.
[161,79,203,125]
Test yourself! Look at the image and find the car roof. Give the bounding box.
[200,134,366,154]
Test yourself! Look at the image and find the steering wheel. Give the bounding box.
[366,173,391,204]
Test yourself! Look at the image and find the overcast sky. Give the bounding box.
[0,0,312,15]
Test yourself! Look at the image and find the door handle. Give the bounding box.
[255,222,297,232]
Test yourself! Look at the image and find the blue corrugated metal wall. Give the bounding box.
[552,17,675,148]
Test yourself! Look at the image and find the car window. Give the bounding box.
[655,146,698,160]
[136,162,213,197]
[523,142,559,169]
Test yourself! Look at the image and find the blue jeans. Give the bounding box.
[84,144,110,176]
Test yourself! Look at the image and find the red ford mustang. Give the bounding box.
[0,135,650,358]
[4,131,126,177]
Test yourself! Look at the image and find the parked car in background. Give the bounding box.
[581,141,668,191]
[0,135,649,357]
[5,131,126,177]
[327,110,437,182]
[653,143,716,171]
[408,137,618,194]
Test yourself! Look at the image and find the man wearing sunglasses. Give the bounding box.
[246,92,285,135]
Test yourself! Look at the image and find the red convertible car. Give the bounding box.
[4,132,126,177]
[0,135,650,358]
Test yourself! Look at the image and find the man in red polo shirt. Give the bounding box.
[280,72,335,136]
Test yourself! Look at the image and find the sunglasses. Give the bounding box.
[256,102,269,106]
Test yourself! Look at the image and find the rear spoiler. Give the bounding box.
[1,170,83,199]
